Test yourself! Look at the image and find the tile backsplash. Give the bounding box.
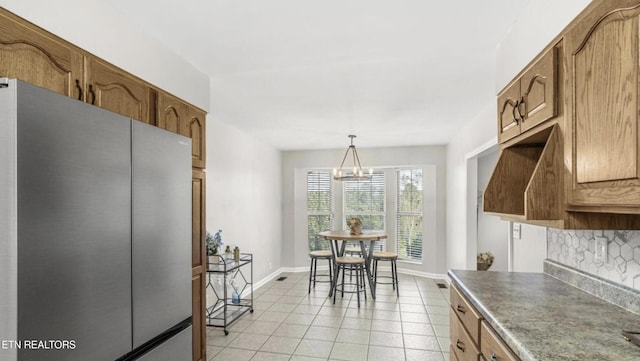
[547,229,640,290]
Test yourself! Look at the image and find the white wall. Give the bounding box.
[495,0,591,91]
[282,146,447,276]
[477,150,509,272]
[206,114,283,283]
[512,224,547,272]
[0,0,210,110]
[446,104,497,271]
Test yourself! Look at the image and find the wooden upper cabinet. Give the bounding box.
[497,48,557,143]
[85,57,150,123]
[497,82,521,143]
[566,0,640,208]
[189,108,206,169]
[0,9,83,99]
[192,170,206,269]
[158,91,189,135]
[158,91,207,168]
[520,49,556,133]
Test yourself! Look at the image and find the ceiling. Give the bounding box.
[105,0,529,150]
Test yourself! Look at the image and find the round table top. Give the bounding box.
[318,230,387,241]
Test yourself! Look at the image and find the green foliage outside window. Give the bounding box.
[307,171,332,251]
[397,169,423,261]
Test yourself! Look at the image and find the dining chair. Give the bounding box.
[372,251,399,297]
[333,256,367,308]
[308,250,333,293]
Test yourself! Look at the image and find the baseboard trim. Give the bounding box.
[397,268,446,281]
[280,266,309,273]
[252,268,288,292]
[256,265,446,282]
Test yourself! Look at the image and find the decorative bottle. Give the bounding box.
[224,245,232,260]
[233,246,240,262]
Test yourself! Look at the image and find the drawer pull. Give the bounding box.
[491,353,498,361]
[456,339,465,352]
[512,99,521,122]
[456,304,466,314]
[75,79,83,101]
[517,97,526,122]
[88,84,96,105]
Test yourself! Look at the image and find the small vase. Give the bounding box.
[232,290,241,304]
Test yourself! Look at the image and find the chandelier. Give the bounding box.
[333,135,373,181]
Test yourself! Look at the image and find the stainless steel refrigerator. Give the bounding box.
[0,79,192,361]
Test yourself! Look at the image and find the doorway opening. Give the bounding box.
[465,142,509,271]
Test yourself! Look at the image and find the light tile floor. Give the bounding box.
[206,271,451,361]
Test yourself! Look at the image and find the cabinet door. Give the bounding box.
[520,48,556,133]
[497,81,521,143]
[192,170,206,361]
[191,273,205,361]
[158,91,206,168]
[85,57,150,123]
[450,311,480,361]
[566,1,640,207]
[192,170,206,269]
[0,9,83,99]
[188,108,206,169]
[158,91,189,136]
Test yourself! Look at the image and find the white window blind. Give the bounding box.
[307,170,332,251]
[343,172,385,251]
[396,168,423,261]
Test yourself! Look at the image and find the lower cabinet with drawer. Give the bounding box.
[450,310,480,361]
[450,284,520,361]
[450,284,481,361]
[480,321,519,361]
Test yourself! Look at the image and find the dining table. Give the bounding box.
[318,230,387,300]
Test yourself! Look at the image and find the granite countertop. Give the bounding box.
[449,270,640,361]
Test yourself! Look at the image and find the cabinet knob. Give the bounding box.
[491,352,498,361]
[456,304,466,314]
[512,99,521,123]
[75,79,83,101]
[517,97,526,122]
[456,340,466,352]
[88,84,96,105]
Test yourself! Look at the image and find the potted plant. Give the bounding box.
[206,229,223,266]
[477,252,494,271]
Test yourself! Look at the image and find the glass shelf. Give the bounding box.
[205,253,253,335]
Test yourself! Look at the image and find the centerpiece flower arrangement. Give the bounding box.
[347,217,363,235]
[206,229,224,265]
[477,252,494,271]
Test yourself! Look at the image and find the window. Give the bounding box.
[396,168,423,261]
[307,170,332,251]
[343,172,385,250]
